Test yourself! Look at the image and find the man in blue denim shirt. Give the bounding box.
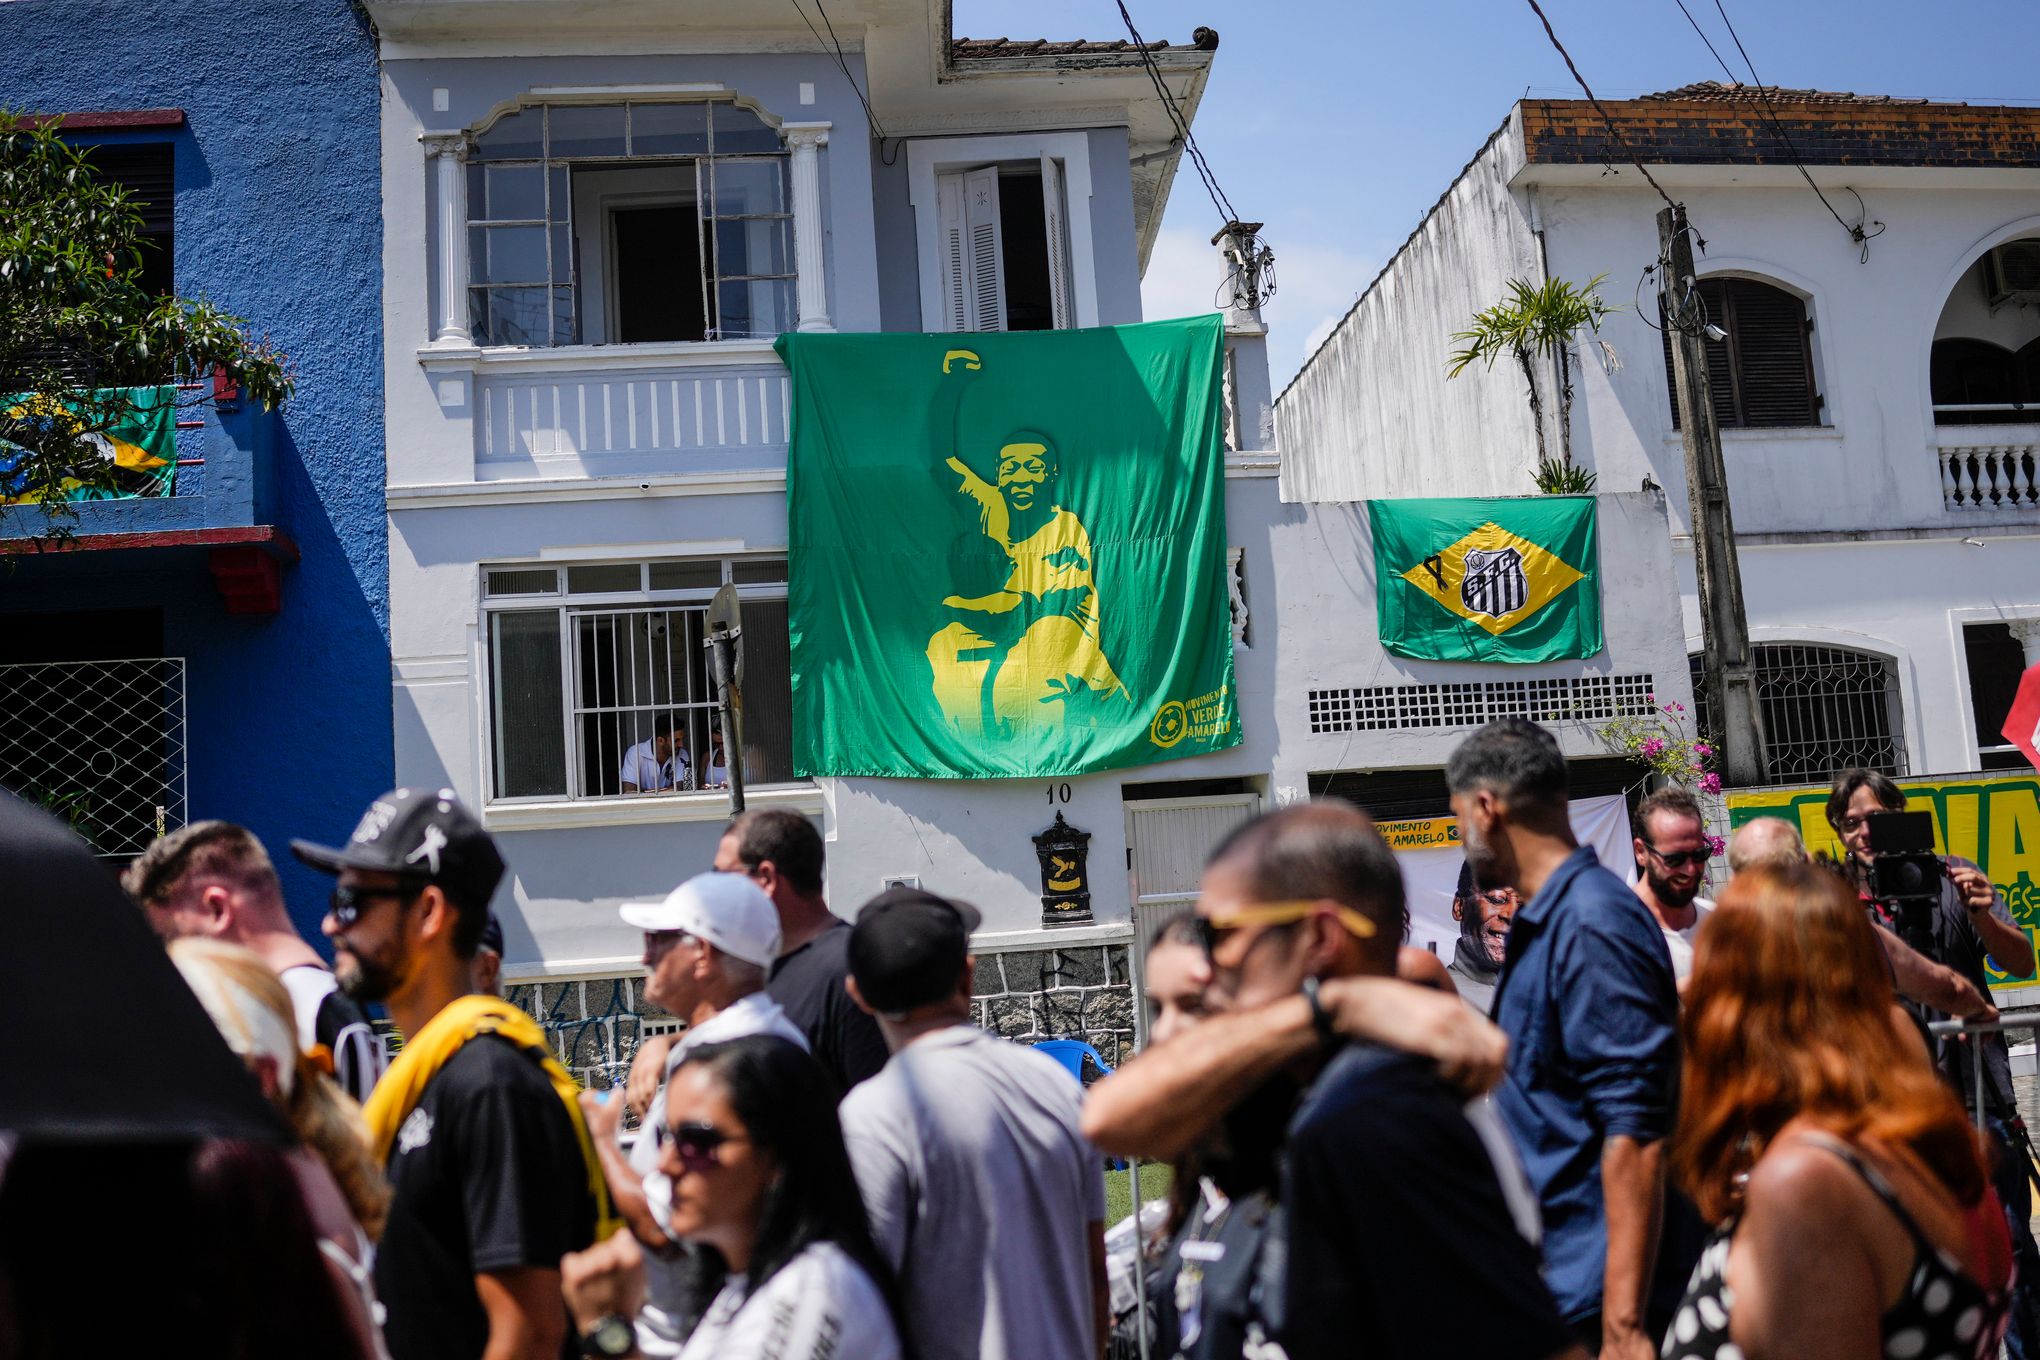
[1447,719,1701,1359]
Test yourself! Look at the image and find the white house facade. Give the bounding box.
[369,0,1703,1077]
[1279,84,2040,790]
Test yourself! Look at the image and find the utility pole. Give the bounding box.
[705,583,747,815]
[1659,205,1767,787]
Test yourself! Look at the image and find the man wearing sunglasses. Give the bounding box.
[295,788,604,1360]
[579,872,805,1358]
[1628,788,1715,983]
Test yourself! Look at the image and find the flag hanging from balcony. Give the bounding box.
[0,385,178,504]
[1369,496,1604,663]
[777,315,1239,779]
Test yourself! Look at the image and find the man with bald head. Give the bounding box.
[1724,818,1993,1023]
[1725,817,1806,874]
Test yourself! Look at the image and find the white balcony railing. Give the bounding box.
[1937,422,2040,512]
[426,340,792,478]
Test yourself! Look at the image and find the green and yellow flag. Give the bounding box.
[0,385,178,504]
[1369,496,1602,663]
[777,316,1239,779]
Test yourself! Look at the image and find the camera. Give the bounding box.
[1865,810,1945,947]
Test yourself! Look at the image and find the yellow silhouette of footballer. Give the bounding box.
[925,348,1129,737]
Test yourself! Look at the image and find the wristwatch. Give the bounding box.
[579,1315,636,1358]
[1300,976,1337,1043]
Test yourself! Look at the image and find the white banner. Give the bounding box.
[1390,794,1637,958]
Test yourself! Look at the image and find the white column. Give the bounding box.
[425,134,472,347]
[2009,617,2040,669]
[784,122,833,333]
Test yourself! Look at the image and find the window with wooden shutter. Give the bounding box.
[1661,277,1820,429]
[933,161,1074,333]
[82,143,173,297]
[963,166,1006,332]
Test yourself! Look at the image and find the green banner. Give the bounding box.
[0,385,178,504]
[1728,774,2040,989]
[777,316,1239,779]
[1369,495,1603,663]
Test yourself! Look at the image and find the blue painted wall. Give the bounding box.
[0,0,391,942]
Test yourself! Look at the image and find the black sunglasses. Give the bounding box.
[670,1120,749,1168]
[1643,844,1708,870]
[328,881,425,928]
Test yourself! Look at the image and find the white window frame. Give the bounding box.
[569,169,704,346]
[907,132,1099,332]
[478,554,802,809]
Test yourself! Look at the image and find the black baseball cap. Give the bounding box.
[848,886,983,1015]
[291,787,505,914]
[478,913,505,957]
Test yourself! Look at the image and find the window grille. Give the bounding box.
[1689,646,1907,786]
[1662,277,1821,429]
[485,557,793,800]
[1306,674,1658,735]
[0,657,186,856]
[466,100,794,346]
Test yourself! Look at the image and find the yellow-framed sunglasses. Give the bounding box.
[1194,898,1378,957]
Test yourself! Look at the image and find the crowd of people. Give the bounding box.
[0,716,2033,1360]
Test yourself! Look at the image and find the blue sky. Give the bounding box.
[955,0,2040,388]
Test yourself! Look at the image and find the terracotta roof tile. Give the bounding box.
[951,32,1217,59]
[1644,81,1941,107]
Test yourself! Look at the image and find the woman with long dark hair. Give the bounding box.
[1664,860,2011,1360]
[565,1034,900,1360]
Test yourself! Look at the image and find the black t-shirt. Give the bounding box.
[1279,1042,1572,1360]
[1862,858,2017,1110]
[375,1034,597,1360]
[766,920,889,1094]
[312,988,383,1105]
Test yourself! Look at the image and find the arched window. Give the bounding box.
[1661,277,1821,429]
[1931,337,2040,426]
[1689,644,1907,786]
[466,100,792,347]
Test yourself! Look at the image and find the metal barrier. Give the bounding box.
[1926,1016,2040,1131]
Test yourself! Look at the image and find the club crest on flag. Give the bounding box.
[1400,521,1584,638]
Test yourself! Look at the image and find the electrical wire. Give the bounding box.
[1680,0,1886,256]
[1110,0,1239,229]
[783,0,898,162]
[1521,0,1682,216]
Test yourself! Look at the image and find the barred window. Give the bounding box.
[1662,277,1821,429]
[1689,645,1907,787]
[483,557,794,800]
[467,100,793,347]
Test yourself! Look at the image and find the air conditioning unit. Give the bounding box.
[1983,240,2040,307]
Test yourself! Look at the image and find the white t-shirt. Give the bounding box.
[620,740,685,791]
[839,1026,1106,1360]
[1659,898,1715,981]
[630,992,810,1357]
[678,1241,900,1360]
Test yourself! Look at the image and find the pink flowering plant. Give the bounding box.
[1597,697,1721,797]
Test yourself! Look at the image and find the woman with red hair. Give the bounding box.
[1664,860,2011,1360]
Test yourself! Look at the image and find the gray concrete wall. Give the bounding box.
[1275,121,1545,502]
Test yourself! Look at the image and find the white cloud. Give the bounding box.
[1140,226,1379,397]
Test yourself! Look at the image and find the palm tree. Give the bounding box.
[1448,275,1619,488]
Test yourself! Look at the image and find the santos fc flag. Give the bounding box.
[1368,496,1603,664]
[777,316,1240,779]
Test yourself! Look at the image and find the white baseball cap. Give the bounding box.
[620,872,782,969]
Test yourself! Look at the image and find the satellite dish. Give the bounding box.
[706,582,744,688]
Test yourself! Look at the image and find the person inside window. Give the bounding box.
[621,716,688,794]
